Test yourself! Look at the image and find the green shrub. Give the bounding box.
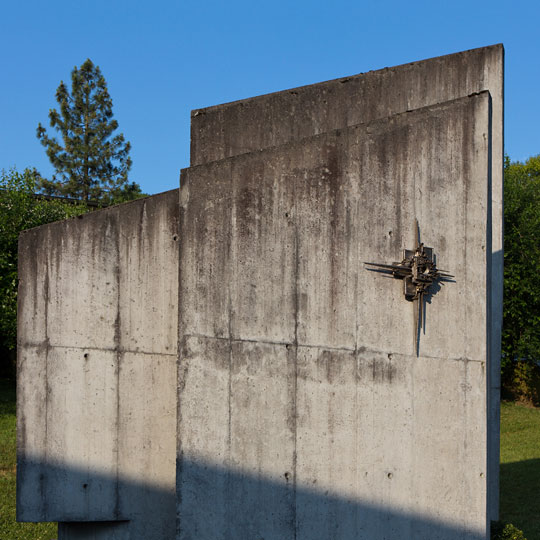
[502,155,540,404]
[491,521,528,540]
[0,168,88,376]
[501,360,540,406]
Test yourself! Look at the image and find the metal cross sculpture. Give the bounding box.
[364,220,454,355]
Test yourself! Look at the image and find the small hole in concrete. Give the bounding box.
[83,353,89,358]
[83,483,88,489]
[388,231,392,236]
[387,472,393,479]
[173,235,178,241]
[480,472,485,478]
[285,213,289,218]
[284,472,291,481]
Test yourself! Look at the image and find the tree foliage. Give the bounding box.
[502,155,540,401]
[36,59,142,204]
[0,169,87,357]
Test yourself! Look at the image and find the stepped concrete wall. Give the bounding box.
[17,46,503,540]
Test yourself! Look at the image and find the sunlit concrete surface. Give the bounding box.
[190,46,504,518]
[17,191,179,539]
[178,93,494,539]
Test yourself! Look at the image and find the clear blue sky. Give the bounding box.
[1,0,538,195]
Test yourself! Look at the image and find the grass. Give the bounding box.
[500,401,540,540]
[1,379,539,539]
[0,378,57,540]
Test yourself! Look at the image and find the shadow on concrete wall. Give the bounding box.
[19,456,487,539]
[17,457,175,540]
[177,457,486,539]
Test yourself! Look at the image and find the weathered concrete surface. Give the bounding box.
[191,45,503,517]
[190,46,502,167]
[17,190,179,538]
[178,93,493,538]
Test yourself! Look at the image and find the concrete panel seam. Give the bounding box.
[19,343,177,357]
[181,334,486,364]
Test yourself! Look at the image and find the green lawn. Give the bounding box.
[500,401,540,540]
[1,379,539,539]
[0,379,57,540]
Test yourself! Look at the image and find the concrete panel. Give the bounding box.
[45,212,119,350]
[178,170,233,340]
[44,347,119,521]
[180,156,297,344]
[295,347,361,539]
[117,352,177,538]
[296,347,486,539]
[228,341,295,538]
[177,336,231,539]
[178,93,492,538]
[16,227,50,345]
[294,147,359,349]
[16,345,48,520]
[227,163,296,343]
[118,193,179,355]
[178,336,295,539]
[17,212,120,350]
[18,190,179,537]
[191,45,503,517]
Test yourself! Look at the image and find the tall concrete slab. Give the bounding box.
[190,46,503,518]
[178,92,494,538]
[17,190,179,539]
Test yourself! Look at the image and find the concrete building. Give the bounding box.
[18,45,503,539]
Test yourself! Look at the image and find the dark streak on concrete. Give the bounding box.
[113,207,122,521]
[226,175,234,540]
[292,223,300,540]
[42,234,50,520]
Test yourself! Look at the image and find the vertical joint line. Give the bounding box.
[226,191,234,531]
[42,253,50,519]
[292,224,300,539]
[114,216,121,520]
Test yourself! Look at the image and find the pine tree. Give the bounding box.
[36,59,141,204]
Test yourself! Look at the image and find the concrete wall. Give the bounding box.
[177,93,493,539]
[17,47,502,540]
[190,45,504,519]
[17,190,179,539]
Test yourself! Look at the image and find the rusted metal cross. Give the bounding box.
[364,220,454,355]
